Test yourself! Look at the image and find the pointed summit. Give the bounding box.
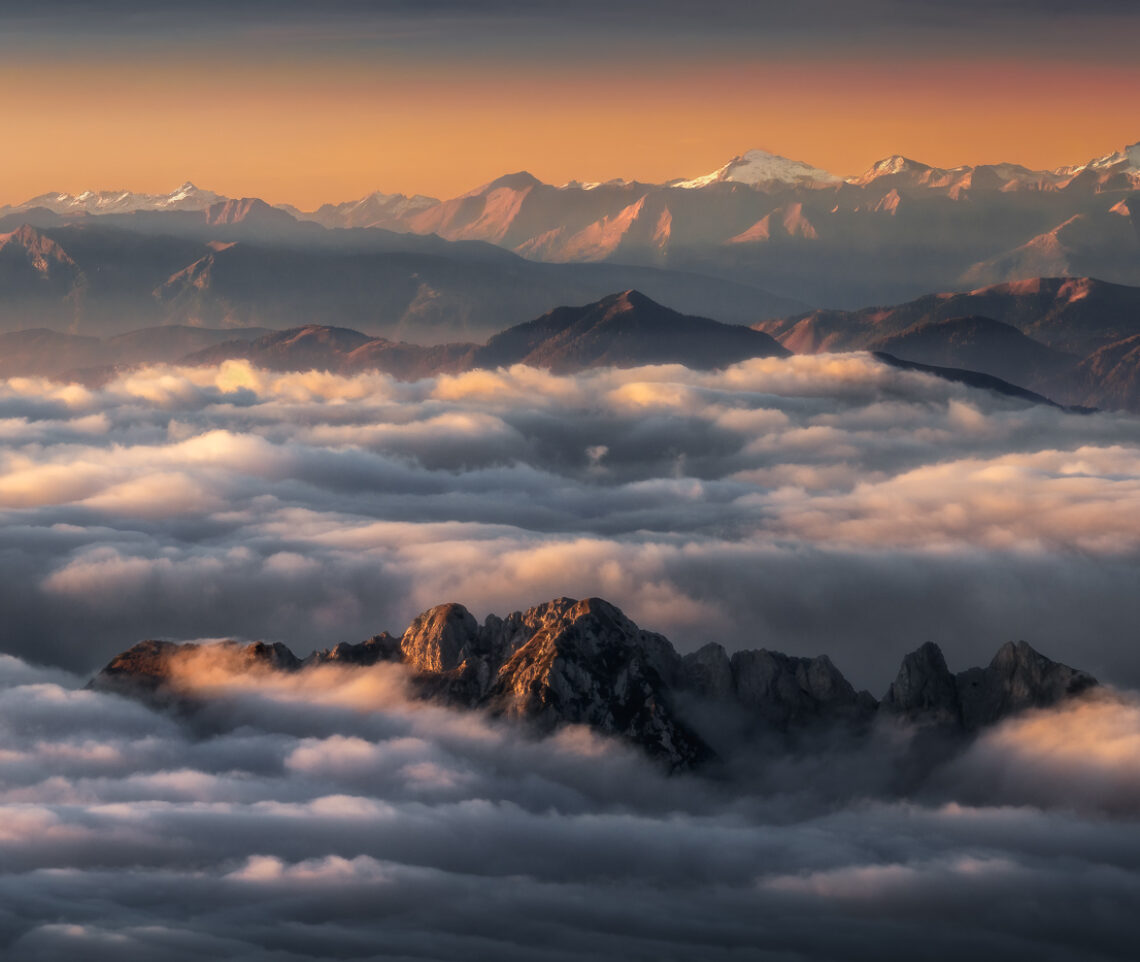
[475,290,788,372]
[674,149,840,189]
[478,171,544,193]
[849,155,934,185]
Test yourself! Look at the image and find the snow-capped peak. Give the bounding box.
[845,155,936,185]
[672,149,841,189]
[15,182,222,215]
[168,182,201,200]
[1057,141,1140,177]
[1120,142,1140,171]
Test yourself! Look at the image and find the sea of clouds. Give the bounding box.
[1,355,1139,687]
[1,650,1138,960]
[1,354,1139,959]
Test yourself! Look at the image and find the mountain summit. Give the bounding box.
[182,290,790,377]
[92,596,1097,770]
[474,289,789,371]
[673,149,841,188]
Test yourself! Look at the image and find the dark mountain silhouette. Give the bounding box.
[0,325,269,379]
[0,220,802,341]
[474,289,788,371]
[1073,334,1140,412]
[756,277,1140,357]
[182,291,787,377]
[755,276,1140,410]
[868,316,1077,390]
[872,353,1067,409]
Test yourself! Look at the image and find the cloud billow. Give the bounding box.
[0,356,1139,693]
[0,652,1138,961]
[2,355,1140,958]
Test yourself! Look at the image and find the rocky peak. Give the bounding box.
[680,643,734,700]
[400,603,482,673]
[881,641,960,725]
[89,598,1100,771]
[90,638,299,697]
[93,639,183,694]
[484,597,701,766]
[309,632,401,667]
[881,639,1096,730]
[956,640,1097,729]
[236,641,302,672]
[0,224,78,275]
[728,649,873,728]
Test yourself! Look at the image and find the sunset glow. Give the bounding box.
[1,3,1138,960]
[2,11,1139,205]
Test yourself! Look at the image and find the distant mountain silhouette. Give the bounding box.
[0,221,802,341]
[183,291,787,377]
[0,325,269,379]
[4,140,1138,308]
[474,290,788,372]
[868,316,1076,390]
[755,276,1140,410]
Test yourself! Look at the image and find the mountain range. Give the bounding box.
[755,276,1140,410]
[8,282,1137,411]
[0,218,800,341]
[92,596,1098,771]
[5,140,1137,308]
[181,290,788,375]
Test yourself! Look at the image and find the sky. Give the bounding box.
[1,0,1139,206]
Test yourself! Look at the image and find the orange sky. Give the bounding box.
[2,55,1138,208]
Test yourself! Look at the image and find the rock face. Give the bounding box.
[91,598,1098,769]
[681,645,876,729]
[882,639,1096,730]
[481,598,705,766]
[92,639,301,697]
[881,641,961,725]
[956,640,1097,729]
[314,632,401,667]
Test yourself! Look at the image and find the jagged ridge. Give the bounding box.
[92,596,1097,769]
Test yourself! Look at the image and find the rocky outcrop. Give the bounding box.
[681,645,876,729]
[481,598,706,765]
[956,640,1097,729]
[881,641,961,725]
[92,639,301,698]
[882,639,1096,730]
[311,632,401,667]
[91,598,1098,769]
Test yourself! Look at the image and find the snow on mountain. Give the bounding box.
[287,190,441,229]
[1060,141,1140,175]
[16,182,223,215]
[672,149,841,189]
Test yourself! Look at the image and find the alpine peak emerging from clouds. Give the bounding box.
[93,596,1097,771]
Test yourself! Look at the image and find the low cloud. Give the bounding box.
[0,356,1137,692]
[0,653,1137,961]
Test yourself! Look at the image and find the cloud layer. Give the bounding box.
[2,356,1140,690]
[0,654,1137,961]
[2,355,1139,958]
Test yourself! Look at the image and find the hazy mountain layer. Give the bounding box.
[3,140,1138,310]
[182,290,787,376]
[755,276,1140,410]
[0,222,802,340]
[0,286,1103,410]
